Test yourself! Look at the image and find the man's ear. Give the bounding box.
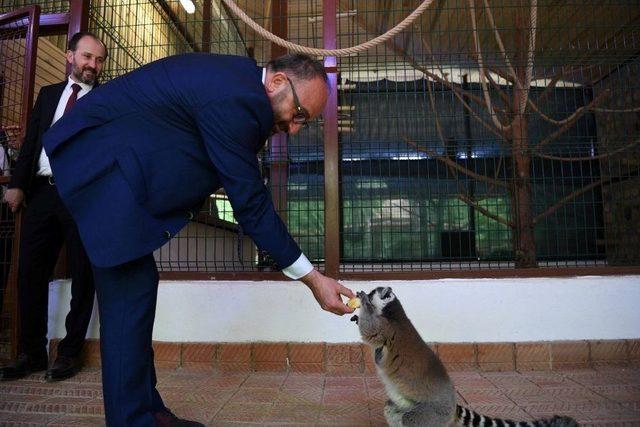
[265,71,287,94]
[65,50,74,65]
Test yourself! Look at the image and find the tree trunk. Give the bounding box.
[511,116,537,267]
[511,0,537,268]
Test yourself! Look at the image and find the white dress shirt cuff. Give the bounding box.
[282,253,314,280]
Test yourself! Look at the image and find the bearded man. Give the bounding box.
[0,32,107,383]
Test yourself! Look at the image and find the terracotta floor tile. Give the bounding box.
[241,373,287,388]
[0,365,636,425]
[567,371,630,387]
[458,389,515,406]
[466,404,533,422]
[450,372,498,389]
[200,373,248,389]
[290,362,325,373]
[324,375,366,389]
[229,387,280,404]
[46,414,106,426]
[323,387,368,405]
[172,401,224,424]
[317,402,370,425]
[483,371,538,388]
[276,388,324,405]
[213,402,273,423]
[506,387,608,405]
[521,371,579,388]
[289,343,325,364]
[364,375,384,391]
[0,410,62,425]
[283,373,325,389]
[589,385,640,403]
[263,403,320,424]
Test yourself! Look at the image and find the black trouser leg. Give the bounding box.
[17,185,64,359]
[56,191,95,358]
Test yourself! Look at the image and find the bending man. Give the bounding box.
[43,53,354,426]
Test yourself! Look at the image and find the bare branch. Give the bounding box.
[457,193,515,228]
[468,0,513,131]
[591,105,640,113]
[405,41,509,142]
[534,90,610,150]
[533,170,640,224]
[405,139,509,189]
[527,98,588,126]
[534,140,640,162]
[484,69,512,113]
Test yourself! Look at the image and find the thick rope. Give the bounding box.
[220,0,435,56]
[523,0,537,113]
[468,0,512,132]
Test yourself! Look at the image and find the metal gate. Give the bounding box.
[0,5,40,362]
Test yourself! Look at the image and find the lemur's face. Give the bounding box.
[351,287,398,347]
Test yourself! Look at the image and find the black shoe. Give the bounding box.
[154,409,205,427]
[44,355,82,382]
[0,353,48,381]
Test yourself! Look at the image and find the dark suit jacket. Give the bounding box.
[9,82,66,196]
[43,53,302,269]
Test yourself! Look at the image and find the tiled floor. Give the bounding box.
[0,367,639,426]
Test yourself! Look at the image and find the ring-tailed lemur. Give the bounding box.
[351,287,579,427]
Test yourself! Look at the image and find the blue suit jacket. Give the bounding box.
[43,53,302,269]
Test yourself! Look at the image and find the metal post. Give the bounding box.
[269,0,288,224]
[202,0,211,53]
[66,0,89,76]
[323,0,339,277]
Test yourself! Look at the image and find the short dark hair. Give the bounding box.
[266,53,328,84]
[68,31,108,58]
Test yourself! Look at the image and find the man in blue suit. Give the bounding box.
[43,53,355,426]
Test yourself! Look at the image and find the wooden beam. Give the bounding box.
[202,0,211,53]
[269,0,288,234]
[323,0,340,277]
[66,0,89,76]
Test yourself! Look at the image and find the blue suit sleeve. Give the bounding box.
[195,96,302,270]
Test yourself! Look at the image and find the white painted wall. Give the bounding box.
[48,275,640,343]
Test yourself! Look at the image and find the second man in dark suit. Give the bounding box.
[0,32,107,382]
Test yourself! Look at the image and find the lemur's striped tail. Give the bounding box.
[456,405,579,427]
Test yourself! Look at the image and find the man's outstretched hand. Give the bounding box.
[300,269,355,315]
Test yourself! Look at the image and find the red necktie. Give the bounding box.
[64,83,82,114]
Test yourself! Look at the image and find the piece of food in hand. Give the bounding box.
[347,297,361,309]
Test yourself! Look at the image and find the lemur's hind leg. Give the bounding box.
[383,400,404,427]
[401,401,453,427]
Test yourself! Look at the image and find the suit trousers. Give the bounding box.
[18,178,95,359]
[92,253,166,426]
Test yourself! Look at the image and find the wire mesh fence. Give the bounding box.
[0,7,37,362]
[0,0,68,15]
[334,0,639,271]
[1,0,639,275]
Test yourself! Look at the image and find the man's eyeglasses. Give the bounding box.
[286,77,310,127]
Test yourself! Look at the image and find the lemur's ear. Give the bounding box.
[381,287,394,299]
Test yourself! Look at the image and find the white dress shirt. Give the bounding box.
[36,77,94,177]
[261,67,313,279]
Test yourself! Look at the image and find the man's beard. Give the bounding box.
[271,121,289,135]
[72,64,97,85]
[270,90,290,135]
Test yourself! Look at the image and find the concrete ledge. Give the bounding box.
[48,275,640,343]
